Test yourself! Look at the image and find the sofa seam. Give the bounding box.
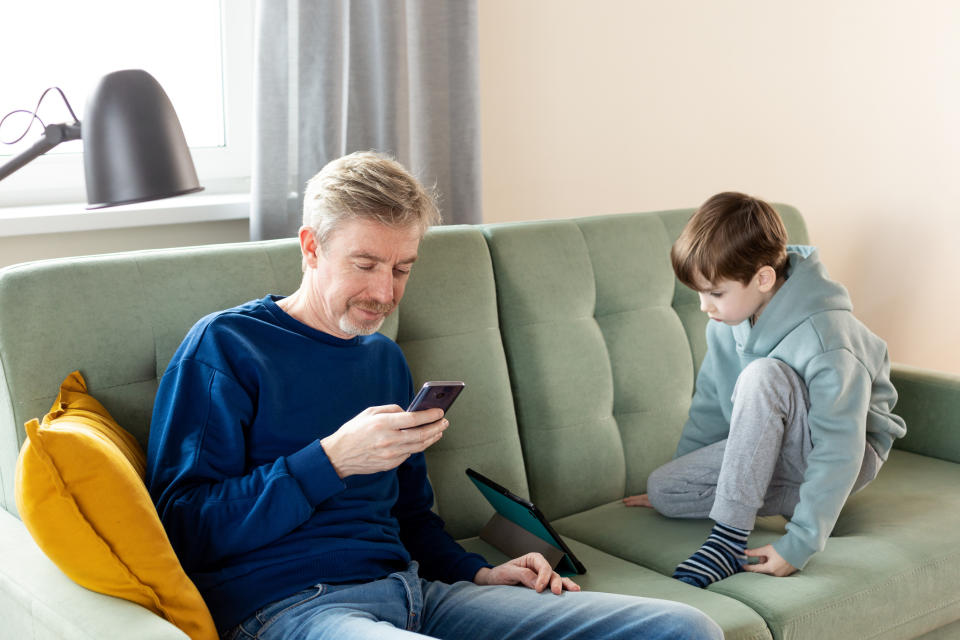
[0,347,12,508]
[721,552,960,636]
[593,303,679,321]
[614,404,689,417]
[23,376,159,402]
[431,435,520,454]
[133,258,161,383]
[500,314,599,331]
[262,245,281,293]
[892,375,960,393]
[523,416,619,433]
[396,324,503,346]
[863,595,960,640]
[0,568,78,639]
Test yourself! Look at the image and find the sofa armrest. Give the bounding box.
[891,364,960,464]
[0,509,188,640]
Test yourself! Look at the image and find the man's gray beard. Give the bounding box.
[338,315,385,337]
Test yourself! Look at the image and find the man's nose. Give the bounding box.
[369,271,394,302]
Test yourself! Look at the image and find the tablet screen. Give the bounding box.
[466,468,585,575]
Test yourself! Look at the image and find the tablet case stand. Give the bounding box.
[479,512,566,570]
[466,467,584,575]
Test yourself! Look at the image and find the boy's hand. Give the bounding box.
[743,544,797,576]
[622,493,652,508]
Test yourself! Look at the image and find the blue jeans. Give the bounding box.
[221,562,723,640]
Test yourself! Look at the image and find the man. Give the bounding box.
[147,151,723,640]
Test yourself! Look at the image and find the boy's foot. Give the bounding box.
[673,522,749,588]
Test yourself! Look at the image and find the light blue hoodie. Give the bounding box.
[675,246,907,569]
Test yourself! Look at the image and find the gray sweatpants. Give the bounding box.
[647,358,881,530]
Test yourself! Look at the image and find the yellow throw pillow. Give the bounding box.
[15,371,217,640]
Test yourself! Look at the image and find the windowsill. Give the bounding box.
[0,192,250,238]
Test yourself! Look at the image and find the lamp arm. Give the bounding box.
[0,122,81,182]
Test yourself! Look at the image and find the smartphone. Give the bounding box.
[406,381,465,415]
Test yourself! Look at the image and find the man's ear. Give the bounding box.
[756,265,777,292]
[299,227,320,268]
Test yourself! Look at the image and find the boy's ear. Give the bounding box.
[756,265,778,292]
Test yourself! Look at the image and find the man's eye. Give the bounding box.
[356,264,375,271]
[710,292,723,298]
[394,268,411,276]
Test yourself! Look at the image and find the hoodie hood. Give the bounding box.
[733,245,852,355]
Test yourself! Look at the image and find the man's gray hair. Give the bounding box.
[303,151,441,250]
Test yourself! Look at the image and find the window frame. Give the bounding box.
[0,0,254,221]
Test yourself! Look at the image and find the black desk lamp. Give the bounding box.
[0,69,203,208]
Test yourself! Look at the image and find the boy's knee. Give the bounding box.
[739,357,796,386]
[645,465,667,509]
[734,357,805,400]
[645,464,681,516]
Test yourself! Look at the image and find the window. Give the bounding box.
[0,0,253,208]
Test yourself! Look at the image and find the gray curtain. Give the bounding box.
[252,0,482,240]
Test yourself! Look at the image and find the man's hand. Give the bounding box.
[474,553,581,595]
[320,405,448,478]
[743,544,797,577]
[622,493,652,508]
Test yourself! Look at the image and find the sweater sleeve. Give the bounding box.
[773,349,870,569]
[392,453,491,583]
[146,359,347,572]
[675,331,732,458]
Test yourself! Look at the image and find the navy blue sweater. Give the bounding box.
[146,296,489,631]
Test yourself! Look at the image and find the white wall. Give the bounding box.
[478,0,960,375]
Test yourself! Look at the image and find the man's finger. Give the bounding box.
[514,566,539,590]
[404,421,447,451]
[403,407,444,424]
[387,407,444,430]
[531,556,554,592]
[367,404,405,415]
[561,577,581,592]
[549,572,563,594]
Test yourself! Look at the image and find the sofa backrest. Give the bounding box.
[483,207,808,520]
[0,206,807,530]
[0,240,304,515]
[388,226,529,539]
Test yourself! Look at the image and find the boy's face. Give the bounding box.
[693,272,770,326]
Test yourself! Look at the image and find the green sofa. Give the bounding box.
[2,207,959,639]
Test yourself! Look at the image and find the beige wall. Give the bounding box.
[0,220,249,268]
[478,0,960,375]
[2,3,956,374]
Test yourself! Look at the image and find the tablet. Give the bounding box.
[466,468,586,575]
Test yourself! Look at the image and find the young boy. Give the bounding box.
[625,192,906,588]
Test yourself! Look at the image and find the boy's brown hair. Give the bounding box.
[671,192,788,290]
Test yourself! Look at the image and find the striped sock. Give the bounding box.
[672,522,749,588]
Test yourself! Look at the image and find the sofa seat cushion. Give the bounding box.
[459,535,772,640]
[552,450,960,640]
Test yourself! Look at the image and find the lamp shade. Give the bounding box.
[82,69,203,209]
